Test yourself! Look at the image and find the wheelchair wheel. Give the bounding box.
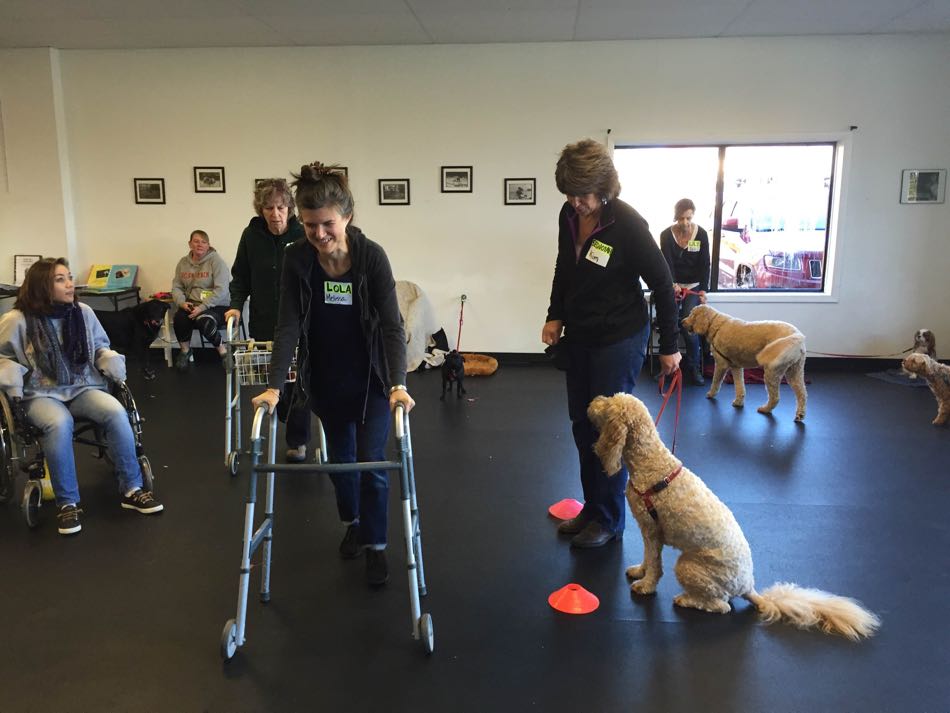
[139,456,154,492]
[22,479,42,528]
[0,393,17,504]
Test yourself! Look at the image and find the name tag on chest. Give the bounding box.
[585,238,613,266]
[324,280,353,305]
[687,240,700,252]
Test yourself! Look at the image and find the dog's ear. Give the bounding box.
[589,396,627,477]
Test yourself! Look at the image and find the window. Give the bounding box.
[614,143,836,292]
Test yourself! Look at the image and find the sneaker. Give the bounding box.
[175,350,191,372]
[285,445,307,463]
[557,513,589,535]
[57,504,82,535]
[339,523,362,559]
[121,489,164,514]
[365,549,389,586]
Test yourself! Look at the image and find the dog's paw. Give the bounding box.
[756,405,774,415]
[630,579,657,596]
[673,593,730,614]
[625,564,646,580]
[795,412,805,422]
[705,390,717,399]
[143,368,157,381]
[732,398,744,408]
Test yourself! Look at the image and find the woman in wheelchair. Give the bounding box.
[0,258,163,535]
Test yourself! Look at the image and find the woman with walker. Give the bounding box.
[251,162,414,586]
[542,138,681,549]
[659,197,710,386]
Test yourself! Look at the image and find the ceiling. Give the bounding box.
[1,0,948,50]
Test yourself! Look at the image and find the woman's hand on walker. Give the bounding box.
[390,389,415,414]
[252,388,280,414]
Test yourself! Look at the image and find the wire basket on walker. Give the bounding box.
[224,315,322,475]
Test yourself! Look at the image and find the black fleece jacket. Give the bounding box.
[267,227,407,407]
[546,199,679,354]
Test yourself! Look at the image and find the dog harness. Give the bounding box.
[631,465,682,522]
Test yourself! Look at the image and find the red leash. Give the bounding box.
[655,368,683,454]
[675,287,704,303]
[456,294,467,351]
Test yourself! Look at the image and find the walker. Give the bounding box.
[223,316,326,475]
[219,356,433,659]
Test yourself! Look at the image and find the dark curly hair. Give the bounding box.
[291,162,354,219]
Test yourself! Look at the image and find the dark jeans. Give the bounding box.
[565,325,649,534]
[173,305,229,348]
[319,390,391,546]
[678,292,702,367]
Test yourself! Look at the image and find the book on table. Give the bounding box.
[84,264,138,291]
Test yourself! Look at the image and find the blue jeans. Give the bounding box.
[565,326,649,534]
[319,391,391,547]
[679,292,702,367]
[25,389,143,507]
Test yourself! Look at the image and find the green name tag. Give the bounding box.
[324,280,353,305]
[586,239,613,266]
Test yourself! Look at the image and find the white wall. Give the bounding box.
[2,35,948,356]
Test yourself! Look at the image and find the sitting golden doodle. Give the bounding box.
[902,329,937,380]
[901,353,950,425]
[587,393,880,640]
[681,304,807,421]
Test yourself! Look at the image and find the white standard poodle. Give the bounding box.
[587,392,880,640]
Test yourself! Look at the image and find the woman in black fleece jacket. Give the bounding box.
[543,139,681,548]
[253,163,412,587]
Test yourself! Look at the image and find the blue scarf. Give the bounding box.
[26,303,89,384]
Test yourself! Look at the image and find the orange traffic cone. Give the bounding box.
[548,583,600,614]
[548,498,583,520]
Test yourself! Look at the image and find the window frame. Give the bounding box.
[613,136,847,303]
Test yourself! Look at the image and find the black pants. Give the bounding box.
[173,305,229,347]
[276,382,311,449]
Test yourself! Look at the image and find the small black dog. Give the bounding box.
[95,299,170,380]
[440,350,467,400]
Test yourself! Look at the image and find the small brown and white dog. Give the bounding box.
[588,393,880,639]
[681,304,807,421]
[902,329,937,380]
[901,353,950,426]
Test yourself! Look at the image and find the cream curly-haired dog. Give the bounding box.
[681,304,807,421]
[902,353,950,425]
[587,393,880,640]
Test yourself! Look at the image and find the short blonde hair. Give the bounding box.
[555,139,621,202]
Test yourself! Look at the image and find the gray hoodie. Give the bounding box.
[171,248,231,309]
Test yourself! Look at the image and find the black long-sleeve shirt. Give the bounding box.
[547,199,679,354]
[659,225,710,291]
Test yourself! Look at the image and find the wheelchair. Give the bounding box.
[0,381,154,528]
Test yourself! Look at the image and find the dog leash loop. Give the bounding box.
[655,368,683,454]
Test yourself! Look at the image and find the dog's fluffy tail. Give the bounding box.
[744,583,880,640]
[756,334,805,371]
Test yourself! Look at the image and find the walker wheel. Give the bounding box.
[227,451,239,476]
[139,456,155,492]
[22,479,42,528]
[220,618,238,660]
[420,613,434,654]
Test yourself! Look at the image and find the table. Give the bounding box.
[76,286,141,311]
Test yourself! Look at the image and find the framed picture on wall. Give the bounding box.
[194,166,226,193]
[378,179,410,205]
[504,178,536,205]
[441,166,472,193]
[14,254,42,285]
[899,169,946,204]
[133,178,166,204]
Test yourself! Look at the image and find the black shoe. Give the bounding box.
[556,513,589,535]
[365,549,389,586]
[570,521,619,548]
[175,350,191,372]
[285,446,307,463]
[686,367,704,386]
[339,524,362,559]
[121,490,164,514]
[57,504,82,535]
